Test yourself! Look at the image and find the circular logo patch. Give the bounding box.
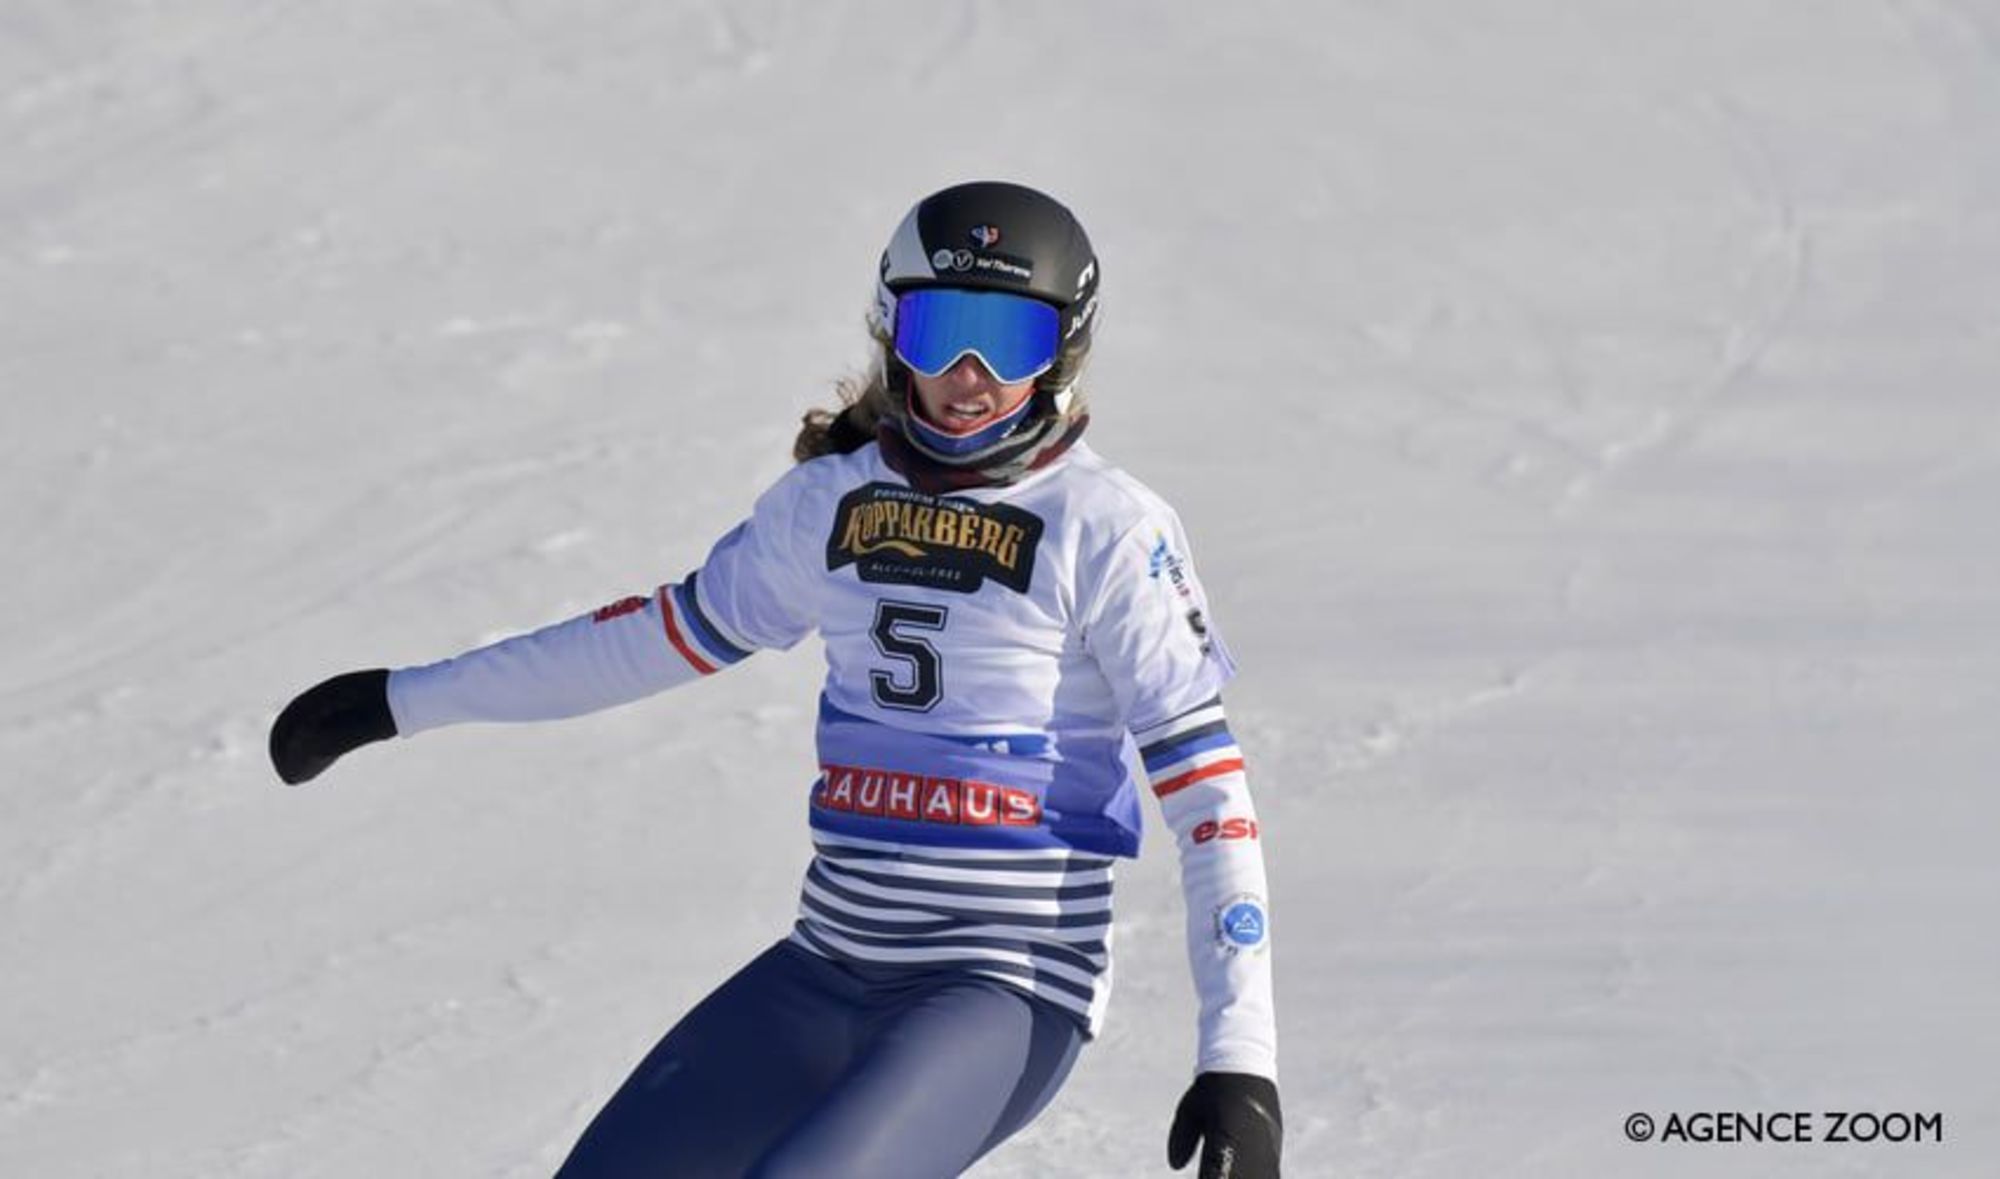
[1218,897,1267,951]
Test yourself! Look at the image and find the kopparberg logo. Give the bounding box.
[827,483,1044,594]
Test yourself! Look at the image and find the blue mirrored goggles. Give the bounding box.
[892,287,1062,385]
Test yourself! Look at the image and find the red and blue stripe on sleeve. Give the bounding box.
[657,570,755,675]
[1135,696,1245,798]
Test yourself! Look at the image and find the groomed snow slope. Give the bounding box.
[3,2,1997,1176]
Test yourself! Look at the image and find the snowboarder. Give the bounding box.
[270,180,1281,1178]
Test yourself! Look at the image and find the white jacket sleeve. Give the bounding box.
[388,476,816,735]
[1132,700,1276,1080]
[1082,511,1277,1081]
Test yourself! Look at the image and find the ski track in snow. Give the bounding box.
[5,2,1999,1176]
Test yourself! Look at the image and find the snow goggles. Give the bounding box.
[892,287,1062,385]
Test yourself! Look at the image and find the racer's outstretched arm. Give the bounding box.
[269,578,756,784]
[388,576,753,734]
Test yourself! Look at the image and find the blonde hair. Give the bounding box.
[792,322,900,463]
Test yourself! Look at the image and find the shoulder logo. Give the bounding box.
[1147,532,1213,654]
[827,482,1044,594]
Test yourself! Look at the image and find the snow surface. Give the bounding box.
[5,2,1998,1176]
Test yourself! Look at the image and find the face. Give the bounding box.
[909,356,1038,433]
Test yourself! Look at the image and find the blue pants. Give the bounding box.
[555,938,1086,1178]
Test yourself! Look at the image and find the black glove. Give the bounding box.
[270,669,397,785]
[1168,1071,1282,1178]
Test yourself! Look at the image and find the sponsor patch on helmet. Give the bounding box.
[1064,292,1099,339]
[1217,894,1268,953]
[969,224,1002,248]
[928,246,1033,284]
[971,252,1034,283]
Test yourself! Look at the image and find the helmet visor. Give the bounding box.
[893,288,1062,385]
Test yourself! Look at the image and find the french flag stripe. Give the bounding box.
[679,571,754,662]
[1152,756,1247,799]
[1139,715,1231,760]
[1132,696,1225,745]
[669,579,748,667]
[657,587,718,675]
[1145,742,1245,785]
[1141,725,1238,772]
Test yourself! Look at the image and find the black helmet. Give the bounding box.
[874,181,1100,396]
